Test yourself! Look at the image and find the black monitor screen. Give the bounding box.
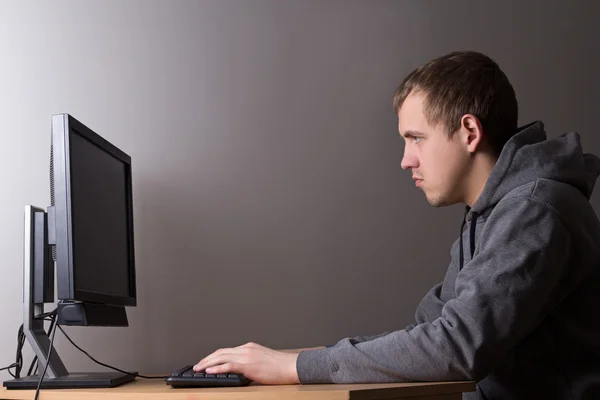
[69,130,131,299]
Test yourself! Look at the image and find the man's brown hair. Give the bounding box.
[393,51,519,155]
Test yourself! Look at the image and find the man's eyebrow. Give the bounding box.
[401,129,426,138]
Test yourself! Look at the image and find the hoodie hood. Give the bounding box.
[472,120,600,214]
[459,121,600,272]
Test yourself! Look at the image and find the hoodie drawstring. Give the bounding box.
[459,206,478,271]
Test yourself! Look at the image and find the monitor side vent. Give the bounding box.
[50,137,56,261]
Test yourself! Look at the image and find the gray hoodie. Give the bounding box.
[297,121,600,399]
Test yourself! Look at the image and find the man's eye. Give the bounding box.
[414,137,422,143]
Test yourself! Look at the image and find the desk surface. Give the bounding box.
[1,379,475,400]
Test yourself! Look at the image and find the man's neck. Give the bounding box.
[465,152,498,208]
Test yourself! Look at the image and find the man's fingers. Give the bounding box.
[196,347,247,369]
[194,353,226,371]
[194,344,259,372]
[198,347,229,365]
[204,362,237,374]
[194,353,243,372]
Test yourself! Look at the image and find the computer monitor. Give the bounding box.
[3,114,138,389]
[52,113,137,325]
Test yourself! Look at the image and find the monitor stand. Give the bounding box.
[3,372,135,390]
[2,206,136,390]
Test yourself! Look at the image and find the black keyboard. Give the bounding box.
[165,365,251,388]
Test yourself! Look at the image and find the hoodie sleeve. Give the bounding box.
[403,280,445,333]
[329,277,451,348]
[332,247,460,345]
[297,196,579,384]
[338,332,391,344]
[328,280,446,347]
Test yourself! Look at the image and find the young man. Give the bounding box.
[194,51,600,399]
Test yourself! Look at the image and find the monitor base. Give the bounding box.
[3,371,136,389]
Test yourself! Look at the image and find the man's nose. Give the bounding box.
[401,150,416,170]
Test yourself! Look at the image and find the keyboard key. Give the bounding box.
[217,374,227,378]
[193,372,205,377]
[172,365,193,377]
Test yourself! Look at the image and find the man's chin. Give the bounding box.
[425,193,452,207]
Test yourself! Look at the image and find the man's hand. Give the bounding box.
[193,342,300,385]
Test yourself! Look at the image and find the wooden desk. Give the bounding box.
[1,379,474,400]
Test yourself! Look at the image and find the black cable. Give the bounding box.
[1,310,57,380]
[34,311,56,320]
[26,357,37,377]
[15,324,25,378]
[34,318,58,400]
[0,323,26,378]
[1,325,22,374]
[0,364,18,372]
[27,314,57,376]
[4,308,163,387]
[56,325,166,379]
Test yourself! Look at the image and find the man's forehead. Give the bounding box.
[399,91,426,114]
[398,92,425,119]
[397,94,428,135]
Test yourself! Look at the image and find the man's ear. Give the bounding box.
[460,114,484,153]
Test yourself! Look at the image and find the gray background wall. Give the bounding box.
[1,0,598,377]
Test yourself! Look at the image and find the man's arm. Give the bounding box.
[297,198,581,384]
[191,242,451,383]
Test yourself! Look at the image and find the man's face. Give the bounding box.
[398,92,470,207]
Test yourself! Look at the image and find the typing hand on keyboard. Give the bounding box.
[188,341,301,385]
